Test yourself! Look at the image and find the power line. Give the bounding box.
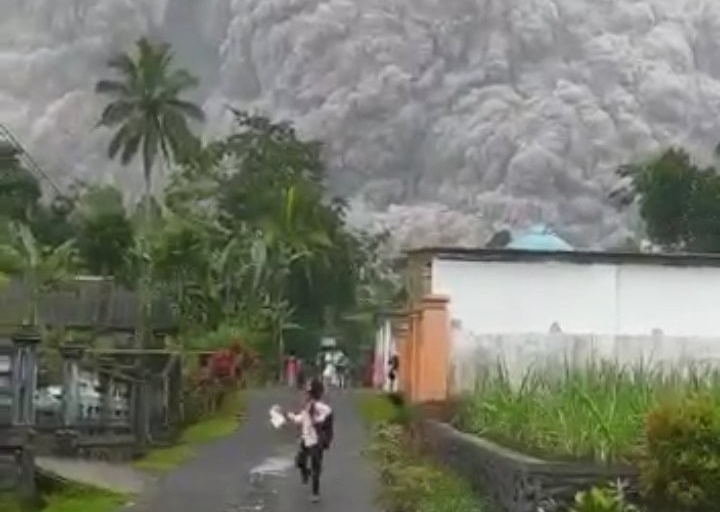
[0,123,62,195]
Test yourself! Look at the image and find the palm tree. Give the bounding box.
[95,37,204,214]
[95,37,204,346]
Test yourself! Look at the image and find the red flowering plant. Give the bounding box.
[208,348,238,382]
[196,340,264,411]
[235,345,260,387]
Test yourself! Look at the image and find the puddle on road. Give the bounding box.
[229,449,296,512]
[250,456,295,477]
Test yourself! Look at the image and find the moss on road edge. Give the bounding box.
[134,392,246,473]
[356,391,492,512]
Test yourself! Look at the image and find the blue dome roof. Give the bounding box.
[507,224,574,252]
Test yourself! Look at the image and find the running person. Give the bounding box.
[285,379,333,502]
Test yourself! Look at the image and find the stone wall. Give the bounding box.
[45,430,140,462]
[421,420,637,512]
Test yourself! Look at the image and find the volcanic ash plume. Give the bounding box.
[4,0,720,248]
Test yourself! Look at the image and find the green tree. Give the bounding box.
[0,143,77,249]
[615,148,720,252]
[225,113,400,359]
[72,185,133,276]
[0,143,77,291]
[0,242,21,289]
[210,112,353,356]
[0,141,41,222]
[152,110,399,368]
[217,111,324,224]
[30,194,76,248]
[147,208,225,328]
[95,37,204,346]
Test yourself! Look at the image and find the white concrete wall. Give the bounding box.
[373,319,394,390]
[433,258,720,391]
[616,265,720,336]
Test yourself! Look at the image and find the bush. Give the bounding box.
[357,392,403,425]
[639,394,720,512]
[359,391,488,511]
[368,423,485,512]
[569,481,639,512]
[415,471,482,512]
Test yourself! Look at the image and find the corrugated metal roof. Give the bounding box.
[0,279,176,331]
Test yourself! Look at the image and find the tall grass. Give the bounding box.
[455,360,720,464]
[362,394,492,512]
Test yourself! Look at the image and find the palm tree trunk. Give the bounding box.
[137,164,152,349]
[28,275,39,327]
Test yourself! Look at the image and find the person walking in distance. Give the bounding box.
[286,351,299,388]
[296,359,306,390]
[322,354,336,388]
[285,379,334,502]
[335,351,348,389]
[388,353,399,392]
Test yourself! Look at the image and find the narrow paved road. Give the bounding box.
[124,389,380,512]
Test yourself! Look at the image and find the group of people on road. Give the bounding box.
[321,349,349,388]
[284,350,350,390]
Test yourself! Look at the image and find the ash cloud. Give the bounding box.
[4,0,720,248]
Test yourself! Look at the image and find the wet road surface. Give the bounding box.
[123,388,380,512]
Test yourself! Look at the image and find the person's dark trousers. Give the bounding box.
[296,443,324,495]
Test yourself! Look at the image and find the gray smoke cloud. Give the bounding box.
[3,0,720,249]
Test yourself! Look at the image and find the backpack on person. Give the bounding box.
[316,412,334,450]
[310,402,334,450]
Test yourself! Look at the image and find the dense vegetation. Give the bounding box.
[0,37,401,368]
[455,363,720,512]
[456,362,720,464]
[613,147,720,253]
[358,392,489,512]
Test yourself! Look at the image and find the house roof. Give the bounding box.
[405,246,720,268]
[0,278,177,331]
[506,224,574,252]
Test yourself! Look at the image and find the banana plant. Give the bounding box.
[259,296,300,378]
[0,243,21,290]
[7,222,77,325]
[260,184,335,279]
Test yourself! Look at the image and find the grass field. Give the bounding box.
[0,482,128,512]
[41,484,127,512]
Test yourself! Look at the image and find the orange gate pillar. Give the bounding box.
[414,295,450,403]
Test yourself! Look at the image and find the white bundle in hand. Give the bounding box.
[269,405,286,429]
